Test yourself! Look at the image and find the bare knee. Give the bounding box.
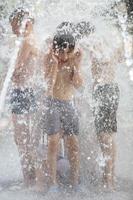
[48,134,60,154]
[67,135,79,159]
[98,134,113,151]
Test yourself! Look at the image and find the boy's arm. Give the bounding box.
[43,50,58,93]
[114,46,125,64]
[71,49,84,89]
[15,41,32,69]
[12,40,32,81]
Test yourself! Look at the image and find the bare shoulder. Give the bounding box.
[43,49,58,69]
[74,48,82,58]
[43,49,52,62]
[73,48,82,65]
[24,36,38,56]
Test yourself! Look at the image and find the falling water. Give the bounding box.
[0,0,133,199]
[0,19,28,115]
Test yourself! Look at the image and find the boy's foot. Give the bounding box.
[69,184,86,194]
[48,185,61,193]
[30,185,46,193]
[103,184,116,193]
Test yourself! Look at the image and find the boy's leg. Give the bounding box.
[111,134,116,187]
[98,133,116,189]
[29,112,41,180]
[47,133,60,186]
[61,101,80,187]
[35,160,48,191]
[66,134,80,186]
[12,113,35,186]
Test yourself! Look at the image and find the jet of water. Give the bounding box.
[0,18,28,116]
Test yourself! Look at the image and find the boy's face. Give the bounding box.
[11,15,21,36]
[54,46,74,62]
[23,20,33,37]
[10,12,33,37]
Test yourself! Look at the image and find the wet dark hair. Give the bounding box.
[56,21,75,35]
[53,33,75,53]
[75,21,95,39]
[9,7,34,25]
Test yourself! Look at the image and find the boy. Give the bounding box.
[42,32,83,192]
[9,8,38,187]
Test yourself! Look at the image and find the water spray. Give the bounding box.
[116,1,133,82]
[117,3,133,55]
[0,17,28,118]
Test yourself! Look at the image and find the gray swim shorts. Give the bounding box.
[93,83,120,134]
[10,88,36,114]
[41,97,79,135]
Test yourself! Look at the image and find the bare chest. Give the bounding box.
[57,63,73,82]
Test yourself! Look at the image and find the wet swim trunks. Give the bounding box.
[10,88,36,114]
[41,97,79,135]
[93,83,120,134]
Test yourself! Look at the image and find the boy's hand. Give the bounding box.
[51,50,59,66]
[44,49,58,91]
[73,49,82,70]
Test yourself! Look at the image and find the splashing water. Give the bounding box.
[116,1,133,81]
[0,0,133,199]
[0,18,29,115]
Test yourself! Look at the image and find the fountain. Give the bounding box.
[0,0,133,199]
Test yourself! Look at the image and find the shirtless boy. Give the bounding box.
[90,28,123,190]
[9,8,38,186]
[42,32,83,192]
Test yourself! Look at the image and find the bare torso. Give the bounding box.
[53,60,75,100]
[91,59,115,86]
[12,35,37,88]
[90,32,124,87]
[44,49,83,100]
[90,47,123,87]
